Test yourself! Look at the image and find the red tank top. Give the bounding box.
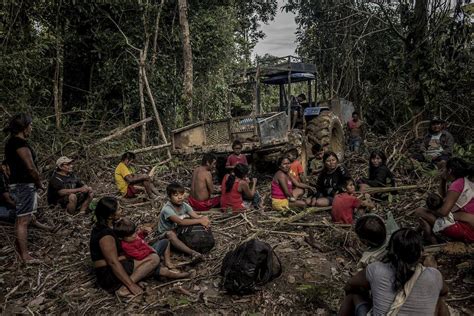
[221,174,245,211]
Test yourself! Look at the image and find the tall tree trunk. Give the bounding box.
[405,0,428,112]
[53,1,63,129]
[178,0,193,123]
[139,52,147,146]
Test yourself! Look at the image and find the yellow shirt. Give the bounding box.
[115,162,132,195]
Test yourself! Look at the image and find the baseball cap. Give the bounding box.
[430,116,444,124]
[56,156,73,167]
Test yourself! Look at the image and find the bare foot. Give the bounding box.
[21,254,40,264]
[165,262,176,269]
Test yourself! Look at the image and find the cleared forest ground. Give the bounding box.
[1,151,473,315]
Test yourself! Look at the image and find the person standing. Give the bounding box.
[4,113,43,262]
[347,111,364,152]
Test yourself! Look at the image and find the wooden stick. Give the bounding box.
[250,228,308,237]
[101,143,172,159]
[286,222,351,228]
[90,117,153,147]
[360,185,420,194]
[270,206,332,224]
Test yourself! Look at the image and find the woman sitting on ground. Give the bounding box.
[415,157,474,244]
[339,228,448,316]
[90,197,159,297]
[271,156,315,211]
[313,151,350,206]
[220,164,262,212]
[358,150,395,192]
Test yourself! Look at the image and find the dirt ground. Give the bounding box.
[1,152,473,315]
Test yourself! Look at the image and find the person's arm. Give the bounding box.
[99,235,142,295]
[453,212,474,228]
[289,173,315,191]
[276,173,292,198]
[57,187,88,196]
[168,214,209,227]
[1,192,16,209]
[359,195,375,209]
[205,171,215,195]
[344,268,370,294]
[124,173,150,184]
[364,167,389,187]
[435,190,461,217]
[441,133,454,156]
[16,147,43,190]
[225,156,235,170]
[239,179,256,199]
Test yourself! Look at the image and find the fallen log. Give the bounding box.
[101,143,171,159]
[90,117,153,147]
[360,185,420,194]
[259,206,332,224]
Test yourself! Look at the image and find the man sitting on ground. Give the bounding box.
[47,156,94,213]
[115,152,159,199]
[413,117,454,169]
[188,153,220,211]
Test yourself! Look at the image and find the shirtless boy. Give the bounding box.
[347,111,364,152]
[188,153,220,211]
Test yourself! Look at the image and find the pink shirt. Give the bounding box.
[271,178,292,199]
[449,178,474,214]
[226,154,248,167]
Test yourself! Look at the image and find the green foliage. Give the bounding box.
[284,1,473,143]
[1,0,278,135]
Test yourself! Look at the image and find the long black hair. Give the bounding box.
[385,228,423,292]
[368,150,391,180]
[320,151,339,174]
[446,157,474,180]
[3,113,32,136]
[94,196,118,227]
[225,163,249,193]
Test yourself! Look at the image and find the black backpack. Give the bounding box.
[220,239,282,294]
[176,224,215,253]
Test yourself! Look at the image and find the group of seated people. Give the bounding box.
[2,113,473,310]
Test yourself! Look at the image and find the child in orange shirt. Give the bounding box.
[332,178,375,224]
[286,148,307,199]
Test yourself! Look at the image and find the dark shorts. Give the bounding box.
[125,185,138,198]
[9,183,38,217]
[152,239,169,256]
[58,192,88,210]
[354,301,371,316]
[314,192,334,205]
[95,258,134,293]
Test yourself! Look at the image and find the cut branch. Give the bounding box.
[89,117,153,147]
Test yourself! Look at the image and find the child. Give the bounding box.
[114,218,192,280]
[308,143,324,176]
[359,150,395,192]
[226,140,248,170]
[426,192,443,210]
[331,178,375,224]
[287,147,305,183]
[355,212,399,268]
[157,182,210,262]
[114,152,159,199]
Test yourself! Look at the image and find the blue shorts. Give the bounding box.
[152,239,169,257]
[9,183,38,217]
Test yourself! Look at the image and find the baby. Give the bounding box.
[114,218,192,280]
